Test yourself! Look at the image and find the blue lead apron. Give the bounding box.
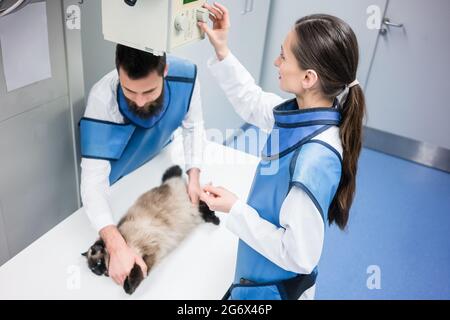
[224,99,343,300]
[79,56,197,185]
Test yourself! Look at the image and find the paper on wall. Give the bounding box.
[0,2,52,92]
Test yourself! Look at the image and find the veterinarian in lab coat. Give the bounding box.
[199,3,366,300]
[79,45,205,286]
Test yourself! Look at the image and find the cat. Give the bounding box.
[82,165,220,295]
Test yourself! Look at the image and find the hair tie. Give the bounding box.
[348,79,359,88]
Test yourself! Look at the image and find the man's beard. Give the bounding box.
[126,83,165,119]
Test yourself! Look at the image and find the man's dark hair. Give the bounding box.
[115,44,166,80]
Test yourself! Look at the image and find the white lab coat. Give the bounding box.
[80,69,205,232]
[207,53,343,300]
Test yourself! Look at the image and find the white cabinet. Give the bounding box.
[0,1,79,264]
[173,0,272,139]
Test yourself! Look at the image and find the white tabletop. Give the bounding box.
[0,135,260,299]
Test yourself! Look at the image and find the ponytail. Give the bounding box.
[328,85,366,229]
[293,14,367,229]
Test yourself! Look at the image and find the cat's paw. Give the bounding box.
[210,215,220,226]
[199,201,220,225]
[123,264,144,295]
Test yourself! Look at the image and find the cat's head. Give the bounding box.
[81,239,109,276]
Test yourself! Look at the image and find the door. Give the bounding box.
[365,0,450,150]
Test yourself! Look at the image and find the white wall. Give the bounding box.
[80,0,116,96]
[173,0,271,137]
[260,0,386,100]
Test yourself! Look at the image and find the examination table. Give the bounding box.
[0,134,260,299]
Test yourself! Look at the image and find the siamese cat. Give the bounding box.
[82,165,220,295]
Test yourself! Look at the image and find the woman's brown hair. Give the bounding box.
[292,14,366,229]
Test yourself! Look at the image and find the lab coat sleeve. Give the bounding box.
[207,53,285,132]
[226,186,325,275]
[181,77,206,172]
[80,158,114,232]
[80,91,117,233]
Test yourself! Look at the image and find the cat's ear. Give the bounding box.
[81,251,88,257]
[94,239,105,249]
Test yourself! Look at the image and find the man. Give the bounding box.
[79,44,205,286]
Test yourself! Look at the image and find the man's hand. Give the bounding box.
[187,168,201,205]
[200,185,238,213]
[99,226,148,286]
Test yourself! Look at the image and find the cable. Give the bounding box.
[0,0,26,17]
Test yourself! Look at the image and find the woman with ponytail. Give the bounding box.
[199,3,366,300]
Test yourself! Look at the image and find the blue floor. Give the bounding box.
[227,126,450,299]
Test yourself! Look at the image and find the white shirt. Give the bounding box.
[208,53,343,299]
[80,69,205,232]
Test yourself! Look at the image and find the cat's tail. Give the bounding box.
[162,165,183,183]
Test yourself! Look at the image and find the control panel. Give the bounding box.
[102,0,208,55]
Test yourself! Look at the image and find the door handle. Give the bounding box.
[383,18,404,28]
[241,0,254,15]
[380,17,404,35]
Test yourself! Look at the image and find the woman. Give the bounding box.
[199,2,366,300]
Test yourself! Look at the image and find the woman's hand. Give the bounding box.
[198,2,231,61]
[200,185,238,213]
